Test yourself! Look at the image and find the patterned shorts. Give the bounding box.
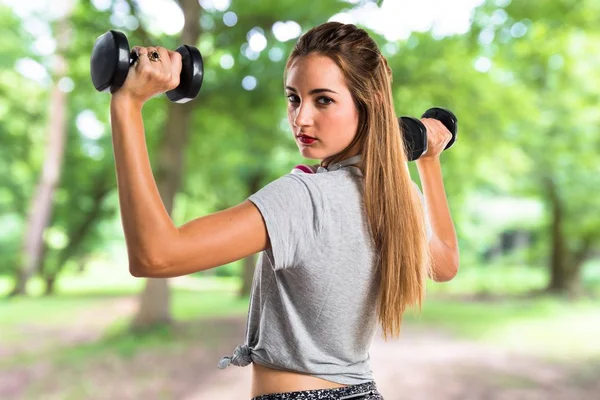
[250,381,383,400]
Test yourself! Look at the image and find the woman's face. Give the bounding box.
[285,54,359,162]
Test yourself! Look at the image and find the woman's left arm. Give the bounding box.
[415,118,460,282]
[415,157,459,281]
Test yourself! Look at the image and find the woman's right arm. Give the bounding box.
[109,47,270,278]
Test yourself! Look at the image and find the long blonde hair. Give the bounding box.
[285,22,430,341]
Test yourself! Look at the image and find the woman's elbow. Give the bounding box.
[129,263,146,278]
[128,254,171,278]
[433,265,458,282]
[431,253,459,282]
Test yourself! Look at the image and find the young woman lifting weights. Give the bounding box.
[108,21,459,400]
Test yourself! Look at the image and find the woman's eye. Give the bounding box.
[286,95,333,105]
[318,96,333,105]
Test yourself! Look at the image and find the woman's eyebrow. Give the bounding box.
[285,86,338,95]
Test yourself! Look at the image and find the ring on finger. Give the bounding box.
[148,49,161,62]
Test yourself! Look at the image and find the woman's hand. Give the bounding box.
[112,46,183,106]
[418,118,453,161]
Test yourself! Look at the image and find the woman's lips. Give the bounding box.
[298,136,316,145]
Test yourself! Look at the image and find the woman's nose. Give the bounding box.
[293,104,313,127]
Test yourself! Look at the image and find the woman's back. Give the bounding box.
[218,165,381,392]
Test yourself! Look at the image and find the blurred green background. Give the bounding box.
[1,0,599,399]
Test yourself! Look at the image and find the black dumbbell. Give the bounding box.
[90,30,204,103]
[399,107,458,161]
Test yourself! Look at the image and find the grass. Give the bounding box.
[1,260,599,370]
[425,260,600,297]
[2,294,107,325]
[0,260,243,324]
[0,259,239,298]
[405,296,600,360]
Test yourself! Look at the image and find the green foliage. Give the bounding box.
[468,0,600,264]
[0,0,598,290]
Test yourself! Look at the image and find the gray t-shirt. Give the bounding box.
[217,156,431,385]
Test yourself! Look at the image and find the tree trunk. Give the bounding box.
[8,5,74,297]
[544,176,590,296]
[546,176,567,292]
[43,274,57,297]
[131,0,202,330]
[238,174,263,298]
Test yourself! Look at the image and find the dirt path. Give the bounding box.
[1,294,598,399]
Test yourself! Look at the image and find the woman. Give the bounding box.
[109,21,459,400]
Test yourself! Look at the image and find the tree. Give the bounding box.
[9,0,76,296]
[470,0,600,295]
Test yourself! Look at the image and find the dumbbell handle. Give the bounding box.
[128,50,141,67]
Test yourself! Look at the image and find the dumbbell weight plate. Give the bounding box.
[90,30,131,93]
[166,45,204,104]
[399,116,428,161]
[421,107,458,150]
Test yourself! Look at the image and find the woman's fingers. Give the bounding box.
[420,118,452,157]
[143,46,181,91]
[155,47,181,90]
[131,46,156,79]
[167,49,182,89]
[154,46,170,75]
[120,45,182,101]
[432,119,452,146]
[131,45,147,58]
